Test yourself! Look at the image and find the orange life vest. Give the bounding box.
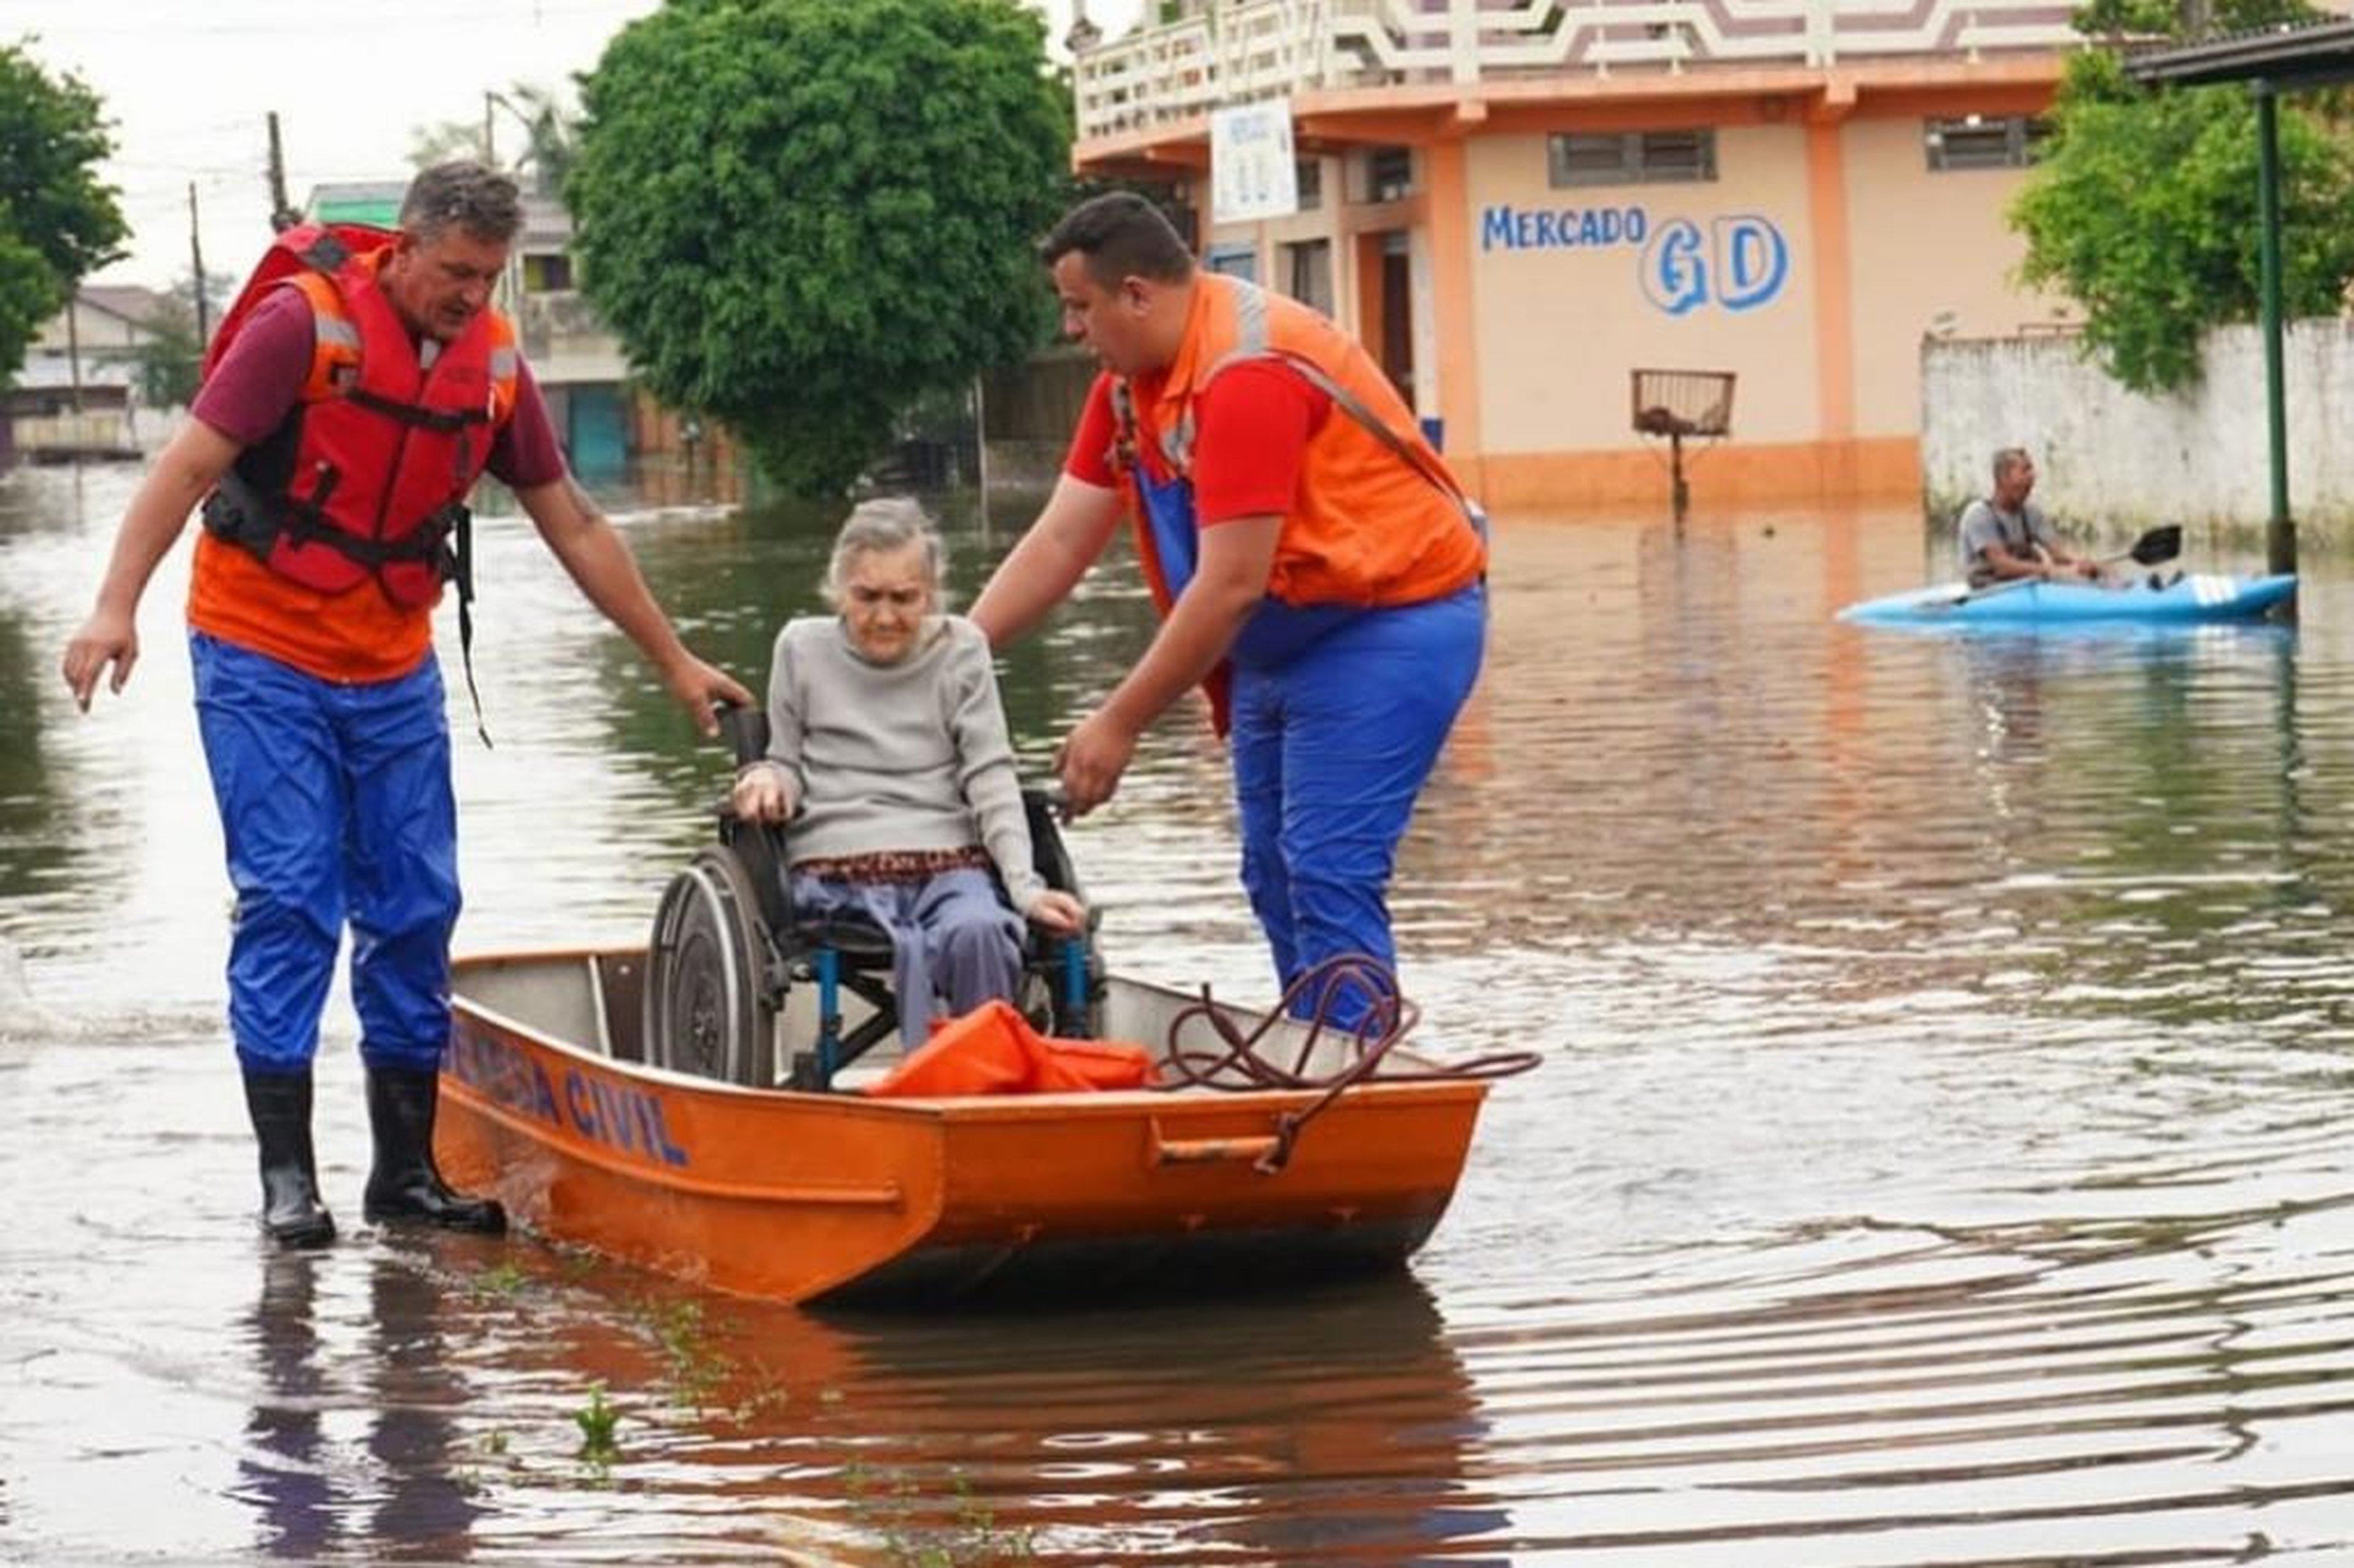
[199,223,519,611]
[1109,273,1485,618]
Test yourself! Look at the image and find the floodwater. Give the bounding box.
[4,459,2353,1565]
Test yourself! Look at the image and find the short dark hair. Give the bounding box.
[400,159,523,246]
[1041,192,1194,289]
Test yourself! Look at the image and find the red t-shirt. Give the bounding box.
[1064,362,1330,525]
[187,286,565,683]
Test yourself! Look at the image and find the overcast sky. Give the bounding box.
[13,0,1148,291]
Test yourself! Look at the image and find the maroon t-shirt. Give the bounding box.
[191,285,566,489]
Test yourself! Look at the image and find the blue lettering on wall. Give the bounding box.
[1480,202,1788,316]
[1480,204,1649,251]
[1641,213,1789,316]
[1715,215,1788,312]
[1643,219,1710,316]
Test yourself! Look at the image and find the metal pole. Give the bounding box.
[188,182,209,345]
[65,291,82,413]
[265,112,299,230]
[2255,83,2295,574]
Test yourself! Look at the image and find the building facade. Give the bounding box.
[1068,0,2081,508]
[6,285,172,462]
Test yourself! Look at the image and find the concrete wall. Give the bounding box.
[1922,323,2354,536]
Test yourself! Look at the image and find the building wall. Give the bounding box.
[1467,124,1819,457]
[1842,115,2059,439]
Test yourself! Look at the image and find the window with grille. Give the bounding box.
[1206,244,1259,283]
[1924,116,2049,171]
[1352,146,1414,203]
[1296,158,1324,211]
[1548,130,1716,188]
[1282,238,1333,316]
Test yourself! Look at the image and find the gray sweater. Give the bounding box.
[758,614,1043,910]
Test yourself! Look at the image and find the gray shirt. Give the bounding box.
[758,614,1043,910]
[1957,497,2063,584]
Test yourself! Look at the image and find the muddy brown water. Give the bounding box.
[4,462,2353,1563]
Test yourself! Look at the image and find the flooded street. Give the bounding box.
[5,459,2354,1564]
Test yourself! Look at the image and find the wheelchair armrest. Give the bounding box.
[716,810,795,939]
[1021,786,1086,908]
[717,701,771,769]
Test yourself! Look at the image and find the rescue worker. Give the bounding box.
[59,161,751,1249]
[970,192,1487,1032]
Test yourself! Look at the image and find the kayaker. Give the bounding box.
[969,192,1486,1033]
[732,497,1086,1021]
[1958,447,2101,588]
[58,160,750,1251]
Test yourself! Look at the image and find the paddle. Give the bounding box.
[1946,524,2184,606]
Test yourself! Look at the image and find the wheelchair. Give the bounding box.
[639,704,1104,1090]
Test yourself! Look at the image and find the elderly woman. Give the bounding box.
[731,497,1085,1021]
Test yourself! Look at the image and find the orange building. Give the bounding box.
[1067,0,2079,509]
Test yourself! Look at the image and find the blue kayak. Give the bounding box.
[1838,573,2298,627]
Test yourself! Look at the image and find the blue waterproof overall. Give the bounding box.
[192,632,460,1076]
[1133,466,1485,1030]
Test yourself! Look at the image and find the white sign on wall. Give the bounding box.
[1210,99,1299,225]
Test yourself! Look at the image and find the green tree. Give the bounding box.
[0,40,127,386]
[566,0,1069,496]
[2012,7,2354,392]
[122,271,230,409]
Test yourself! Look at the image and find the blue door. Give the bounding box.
[568,385,629,482]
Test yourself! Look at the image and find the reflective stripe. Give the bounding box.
[489,345,517,378]
[316,316,361,351]
[1168,278,1271,473]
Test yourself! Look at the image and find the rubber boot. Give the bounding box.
[240,1069,337,1249]
[361,1064,506,1234]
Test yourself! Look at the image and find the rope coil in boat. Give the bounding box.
[1154,954,1542,1172]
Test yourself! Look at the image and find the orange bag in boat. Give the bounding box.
[864,1000,1158,1097]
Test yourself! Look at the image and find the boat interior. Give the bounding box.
[454,947,1411,1095]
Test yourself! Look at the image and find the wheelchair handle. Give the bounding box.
[715,699,767,769]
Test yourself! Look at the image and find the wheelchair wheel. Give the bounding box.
[644,845,778,1087]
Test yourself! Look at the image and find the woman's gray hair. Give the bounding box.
[823,496,947,609]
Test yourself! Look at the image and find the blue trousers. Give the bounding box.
[191,633,460,1075]
[1228,583,1485,1029]
[788,867,1024,1022]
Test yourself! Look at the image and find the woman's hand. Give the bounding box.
[731,762,798,823]
[1024,888,1087,934]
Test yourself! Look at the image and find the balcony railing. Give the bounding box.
[1073,0,2079,142]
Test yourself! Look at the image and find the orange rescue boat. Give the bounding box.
[438,947,1498,1309]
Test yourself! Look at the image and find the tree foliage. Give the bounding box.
[2012,9,2354,393]
[0,40,127,386]
[123,271,232,409]
[410,80,581,198]
[566,0,1068,496]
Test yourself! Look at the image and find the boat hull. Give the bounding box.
[438,948,1488,1307]
[1838,573,2297,627]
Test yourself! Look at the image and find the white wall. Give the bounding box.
[1923,323,2354,534]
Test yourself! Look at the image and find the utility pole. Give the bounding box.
[265,112,300,231]
[65,291,83,413]
[188,182,210,344]
[483,91,497,163]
